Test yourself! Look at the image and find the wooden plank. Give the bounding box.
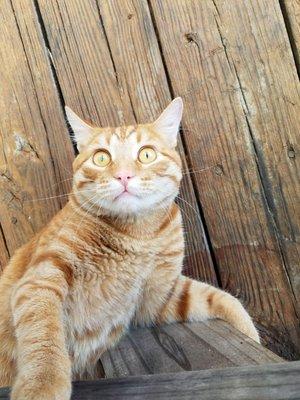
[281,0,300,73]
[101,321,282,378]
[36,0,217,283]
[213,0,300,308]
[150,0,300,359]
[0,0,74,256]
[2,361,297,400]
[75,361,300,400]
[73,361,300,400]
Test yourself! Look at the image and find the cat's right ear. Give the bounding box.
[65,106,93,152]
[152,97,183,148]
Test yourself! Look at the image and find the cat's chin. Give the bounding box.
[99,193,177,220]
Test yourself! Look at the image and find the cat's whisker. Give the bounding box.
[175,195,203,226]
[25,188,97,203]
[71,194,100,274]
[55,193,100,241]
[154,187,199,226]
[47,177,74,190]
[176,204,193,226]
[182,166,214,175]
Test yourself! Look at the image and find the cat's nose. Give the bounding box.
[115,171,135,186]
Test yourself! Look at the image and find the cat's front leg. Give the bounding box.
[10,262,72,400]
[137,274,259,342]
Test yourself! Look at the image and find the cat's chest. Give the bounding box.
[65,246,156,324]
[65,225,183,323]
[64,249,157,373]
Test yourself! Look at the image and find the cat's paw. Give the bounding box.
[242,322,260,343]
[223,296,260,343]
[10,375,71,400]
[233,312,260,343]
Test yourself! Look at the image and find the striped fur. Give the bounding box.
[0,99,259,400]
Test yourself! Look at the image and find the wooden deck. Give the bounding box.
[1,361,300,400]
[100,320,282,377]
[0,0,299,363]
[73,361,300,400]
[2,320,300,399]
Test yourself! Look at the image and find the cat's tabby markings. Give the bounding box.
[0,98,259,400]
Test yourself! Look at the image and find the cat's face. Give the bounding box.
[66,98,183,217]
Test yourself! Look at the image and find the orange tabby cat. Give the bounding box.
[0,98,259,399]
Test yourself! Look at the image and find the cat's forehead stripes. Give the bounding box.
[114,126,136,140]
[88,126,139,147]
[87,124,166,150]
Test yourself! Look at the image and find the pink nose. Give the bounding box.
[115,171,134,186]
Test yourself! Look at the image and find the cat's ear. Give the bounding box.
[65,106,93,151]
[152,97,183,147]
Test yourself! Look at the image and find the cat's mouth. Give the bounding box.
[114,189,136,201]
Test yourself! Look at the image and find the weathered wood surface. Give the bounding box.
[101,321,282,378]
[0,228,9,273]
[74,361,300,400]
[150,0,300,359]
[0,0,74,271]
[73,361,300,400]
[0,0,299,361]
[37,0,217,284]
[281,0,300,74]
[1,361,298,400]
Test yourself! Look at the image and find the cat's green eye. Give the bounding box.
[138,147,157,164]
[93,150,111,167]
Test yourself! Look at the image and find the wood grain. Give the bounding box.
[2,361,297,400]
[281,0,300,73]
[215,0,300,308]
[0,226,9,272]
[74,361,300,400]
[0,0,74,259]
[101,321,282,378]
[36,0,217,283]
[0,0,298,362]
[149,0,300,359]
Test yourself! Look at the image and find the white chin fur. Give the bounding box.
[97,193,177,217]
[75,176,180,217]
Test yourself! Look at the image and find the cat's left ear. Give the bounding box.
[65,106,93,152]
[152,97,183,147]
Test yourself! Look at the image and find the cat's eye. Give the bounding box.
[93,150,111,167]
[138,147,157,164]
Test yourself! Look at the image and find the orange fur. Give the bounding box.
[0,99,259,400]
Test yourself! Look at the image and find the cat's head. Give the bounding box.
[66,98,183,217]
